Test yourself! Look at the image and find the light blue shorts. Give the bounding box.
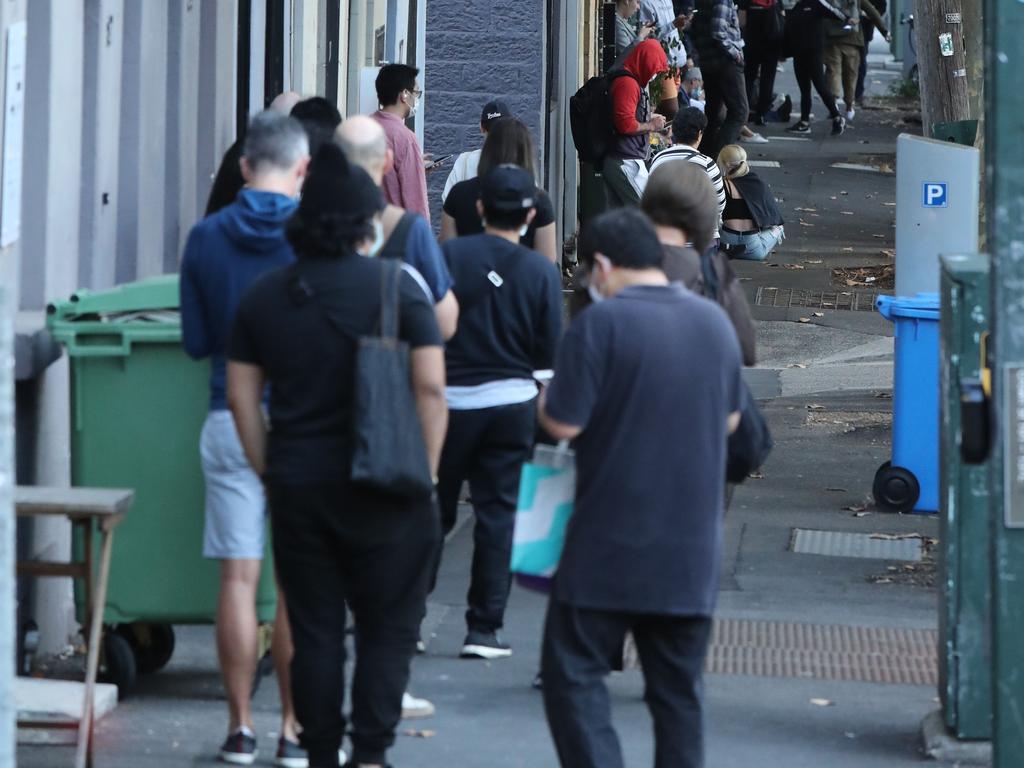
[200,410,266,560]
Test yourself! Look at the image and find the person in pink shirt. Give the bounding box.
[371,64,431,223]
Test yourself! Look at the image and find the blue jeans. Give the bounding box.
[720,225,785,261]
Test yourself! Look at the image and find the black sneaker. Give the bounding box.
[777,95,793,123]
[787,121,811,134]
[461,630,512,659]
[831,116,846,136]
[275,737,308,768]
[219,727,257,765]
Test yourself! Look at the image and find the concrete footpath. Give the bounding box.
[19,43,960,768]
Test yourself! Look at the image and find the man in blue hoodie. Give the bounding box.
[180,110,310,767]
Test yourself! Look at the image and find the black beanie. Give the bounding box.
[298,142,384,222]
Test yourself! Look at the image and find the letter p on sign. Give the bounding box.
[923,182,948,208]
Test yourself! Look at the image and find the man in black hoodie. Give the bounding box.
[436,165,563,660]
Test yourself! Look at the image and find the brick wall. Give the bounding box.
[423,0,546,226]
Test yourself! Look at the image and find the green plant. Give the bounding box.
[888,77,921,101]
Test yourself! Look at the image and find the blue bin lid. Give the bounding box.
[876,293,940,321]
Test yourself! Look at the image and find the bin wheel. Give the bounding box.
[118,623,175,675]
[873,463,920,513]
[100,630,137,695]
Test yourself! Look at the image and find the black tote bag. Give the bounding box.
[726,381,774,484]
[349,260,435,498]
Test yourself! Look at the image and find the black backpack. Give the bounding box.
[569,70,638,164]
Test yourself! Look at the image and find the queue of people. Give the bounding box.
[182,34,766,762]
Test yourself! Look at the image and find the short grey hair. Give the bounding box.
[242,110,309,173]
[334,116,388,175]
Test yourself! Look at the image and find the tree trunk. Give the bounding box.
[960,0,985,245]
[914,0,972,133]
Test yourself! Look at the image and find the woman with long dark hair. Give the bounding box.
[226,144,447,768]
[440,118,559,264]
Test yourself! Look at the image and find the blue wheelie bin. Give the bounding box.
[874,293,940,513]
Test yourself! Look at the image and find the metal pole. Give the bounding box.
[0,285,16,765]
[986,0,1024,762]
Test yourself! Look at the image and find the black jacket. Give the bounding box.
[730,172,784,229]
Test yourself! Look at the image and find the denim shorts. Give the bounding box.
[200,410,266,560]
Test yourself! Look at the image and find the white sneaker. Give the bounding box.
[845,108,855,121]
[740,132,770,144]
[401,691,436,719]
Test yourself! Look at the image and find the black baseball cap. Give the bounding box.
[481,99,512,128]
[480,164,536,211]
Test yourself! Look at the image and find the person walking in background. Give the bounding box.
[640,0,693,119]
[641,161,757,365]
[822,0,889,121]
[290,96,343,156]
[180,110,311,767]
[371,63,432,222]
[614,0,657,59]
[337,115,459,343]
[855,0,887,107]
[602,39,669,207]
[648,107,726,243]
[692,0,748,157]
[738,0,784,126]
[785,0,846,136]
[539,207,742,768]
[441,100,513,203]
[227,145,447,768]
[440,118,559,264]
[717,143,785,262]
[436,165,563,660]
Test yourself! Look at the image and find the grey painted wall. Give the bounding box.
[423,0,547,226]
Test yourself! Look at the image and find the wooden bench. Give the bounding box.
[16,486,132,768]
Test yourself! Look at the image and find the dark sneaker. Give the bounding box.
[787,121,811,134]
[831,116,846,136]
[777,94,793,123]
[275,737,309,768]
[752,113,767,126]
[219,727,257,765]
[461,630,512,659]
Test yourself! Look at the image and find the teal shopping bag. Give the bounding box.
[511,443,575,579]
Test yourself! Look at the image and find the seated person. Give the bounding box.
[717,144,785,262]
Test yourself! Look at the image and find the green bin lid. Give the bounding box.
[47,275,184,357]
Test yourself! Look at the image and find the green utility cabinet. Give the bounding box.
[938,254,992,739]
[47,275,276,690]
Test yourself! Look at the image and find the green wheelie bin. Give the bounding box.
[47,275,277,692]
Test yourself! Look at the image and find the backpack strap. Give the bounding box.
[378,212,418,261]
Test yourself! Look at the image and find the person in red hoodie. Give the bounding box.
[604,39,669,207]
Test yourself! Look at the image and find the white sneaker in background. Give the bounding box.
[402,691,436,719]
[845,108,856,121]
[740,132,770,144]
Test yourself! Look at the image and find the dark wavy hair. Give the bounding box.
[285,212,375,260]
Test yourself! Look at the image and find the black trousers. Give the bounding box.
[855,40,870,102]
[436,400,536,632]
[269,482,440,768]
[792,44,839,122]
[699,59,748,158]
[743,13,781,117]
[542,599,713,768]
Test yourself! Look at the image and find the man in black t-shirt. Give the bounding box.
[436,165,563,660]
[538,208,742,768]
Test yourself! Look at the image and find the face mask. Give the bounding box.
[691,87,702,100]
[588,283,605,304]
[518,224,529,238]
[359,219,385,257]
[406,92,419,118]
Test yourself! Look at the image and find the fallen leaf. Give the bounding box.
[794,207,818,212]
[806,404,825,411]
[870,532,927,541]
[810,698,834,707]
[813,312,825,317]
[865,276,877,282]
[783,263,806,270]
[798,317,811,323]
[830,196,838,200]
[845,504,868,512]
[845,279,859,286]
[840,191,849,195]
[883,202,896,207]
[825,487,849,492]
[875,391,893,399]
[880,248,896,259]
[748,470,765,479]
[854,511,872,517]
[841,247,855,252]
[873,234,886,239]
[787,363,807,369]
[799,219,815,227]
[841,211,855,215]
[803,259,823,264]
[402,729,437,739]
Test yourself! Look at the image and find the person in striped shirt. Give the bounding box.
[647,107,726,241]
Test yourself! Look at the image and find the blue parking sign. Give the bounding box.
[923,182,948,208]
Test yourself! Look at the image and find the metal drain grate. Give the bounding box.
[791,529,923,561]
[754,286,884,312]
[704,619,937,685]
